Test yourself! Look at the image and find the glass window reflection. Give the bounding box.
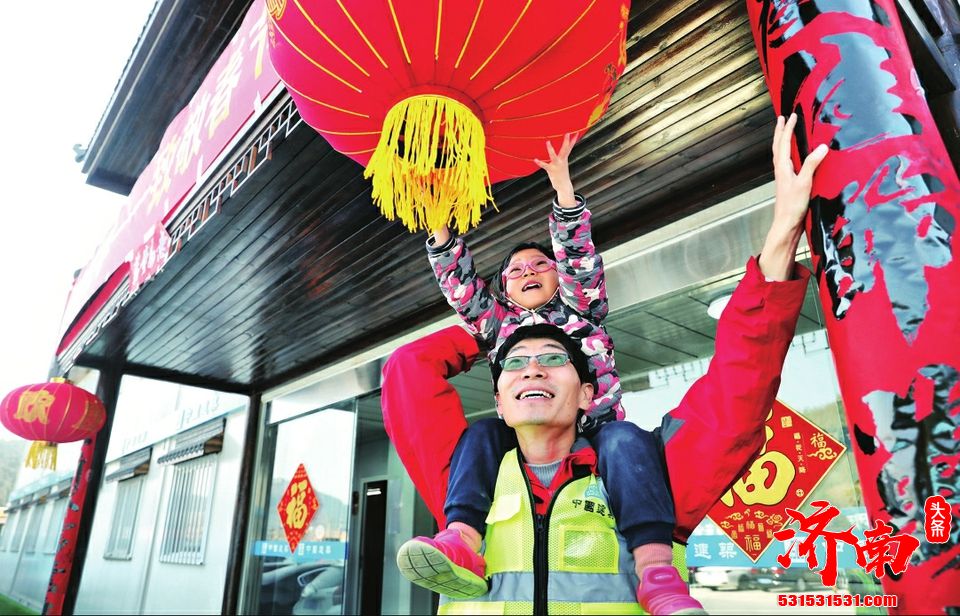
[254,406,356,616]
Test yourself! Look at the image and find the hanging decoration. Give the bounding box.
[0,378,106,469]
[277,463,320,553]
[706,400,845,562]
[266,0,630,233]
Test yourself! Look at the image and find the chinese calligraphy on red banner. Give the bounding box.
[129,222,172,289]
[276,463,320,553]
[706,400,846,561]
[61,2,282,343]
[775,500,920,586]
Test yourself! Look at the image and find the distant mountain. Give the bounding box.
[0,440,27,504]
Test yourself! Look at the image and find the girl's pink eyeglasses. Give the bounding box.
[504,257,555,279]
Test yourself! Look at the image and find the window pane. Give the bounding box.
[13,510,28,551]
[0,511,16,551]
[158,456,216,565]
[105,477,144,560]
[598,260,865,612]
[22,504,45,554]
[44,497,69,555]
[3,509,24,552]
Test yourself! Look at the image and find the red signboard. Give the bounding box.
[706,399,846,561]
[59,1,283,351]
[276,463,320,553]
[129,222,172,290]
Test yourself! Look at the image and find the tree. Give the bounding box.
[0,440,26,504]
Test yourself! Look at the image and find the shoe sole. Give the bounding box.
[397,541,488,599]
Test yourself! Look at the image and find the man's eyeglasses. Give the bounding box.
[503,257,555,280]
[501,352,571,372]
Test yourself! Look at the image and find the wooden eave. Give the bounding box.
[81,0,254,194]
[71,0,779,391]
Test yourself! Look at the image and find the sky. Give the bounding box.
[0,1,157,440]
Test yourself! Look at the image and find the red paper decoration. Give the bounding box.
[277,463,320,553]
[0,378,106,469]
[267,0,630,232]
[706,400,846,562]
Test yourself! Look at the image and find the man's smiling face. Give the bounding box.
[495,337,594,431]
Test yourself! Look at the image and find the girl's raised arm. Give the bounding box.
[536,134,609,322]
[427,226,500,350]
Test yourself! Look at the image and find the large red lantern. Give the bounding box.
[266,0,630,233]
[0,378,106,469]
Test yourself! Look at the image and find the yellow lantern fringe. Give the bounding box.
[25,441,58,470]
[364,95,493,234]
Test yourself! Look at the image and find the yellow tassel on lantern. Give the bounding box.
[25,441,58,470]
[364,95,493,234]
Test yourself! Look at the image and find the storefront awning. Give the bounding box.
[157,419,225,465]
[104,447,153,482]
[81,0,253,195]
[7,473,73,510]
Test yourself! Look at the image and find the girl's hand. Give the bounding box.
[431,225,451,246]
[534,133,578,207]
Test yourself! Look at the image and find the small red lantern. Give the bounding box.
[0,378,106,469]
[267,0,630,233]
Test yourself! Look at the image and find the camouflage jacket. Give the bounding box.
[427,196,623,419]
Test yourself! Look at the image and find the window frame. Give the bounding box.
[158,454,218,566]
[103,476,145,561]
[21,503,45,555]
[41,497,69,555]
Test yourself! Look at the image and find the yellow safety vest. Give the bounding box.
[439,448,688,615]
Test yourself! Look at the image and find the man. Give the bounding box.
[382,115,817,613]
[383,244,811,613]
[425,323,703,613]
[385,270,811,615]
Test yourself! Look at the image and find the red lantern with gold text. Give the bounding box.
[266,0,630,233]
[0,378,106,469]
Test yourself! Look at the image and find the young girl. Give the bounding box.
[401,133,705,614]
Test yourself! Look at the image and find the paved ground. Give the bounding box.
[692,587,862,615]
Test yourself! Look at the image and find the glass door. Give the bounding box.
[242,401,357,615]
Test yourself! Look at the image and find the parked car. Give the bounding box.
[693,566,759,591]
[751,565,845,592]
[293,564,345,615]
[260,562,344,615]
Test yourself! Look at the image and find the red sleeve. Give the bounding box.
[381,325,481,528]
[663,256,811,542]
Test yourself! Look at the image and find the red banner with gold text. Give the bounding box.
[59,2,282,351]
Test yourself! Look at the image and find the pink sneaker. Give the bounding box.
[397,529,488,599]
[636,566,708,615]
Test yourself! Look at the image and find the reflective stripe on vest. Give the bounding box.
[439,448,688,615]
